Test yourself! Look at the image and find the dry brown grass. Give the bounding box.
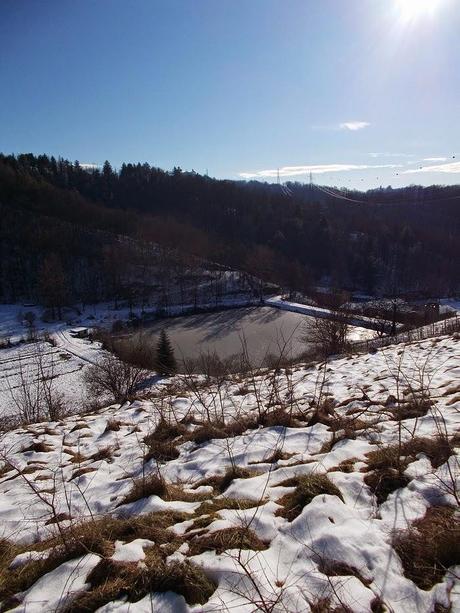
[393,506,460,590]
[317,558,372,586]
[120,474,208,506]
[276,474,343,521]
[89,446,115,463]
[196,467,256,494]
[367,436,455,472]
[64,551,216,611]
[364,470,410,505]
[186,415,260,446]
[104,419,122,432]
[0,462,13,479]
[391,398,433,421]
[146,419,187,444]
[0,511,190,606]
[309,597,353,612]
[188,526,268,556]
[22,441,54,453]
[363,435,457,504]
[248,449,293,465]
[195,497,261,515]
[70,422,90,432]
[120,473,167,505]
[145,439,180,462]
[70,466,97,480]
[258,408,300,428]
[63,448,87,464]
[328,458,357,473]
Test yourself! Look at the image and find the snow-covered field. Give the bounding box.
[0,304,110,422]
[0,331,458,611]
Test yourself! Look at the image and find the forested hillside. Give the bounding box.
[1,153,459,305]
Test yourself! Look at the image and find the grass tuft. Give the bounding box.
[197,467,255,494]
[188,526,268,556]
[276,474,343,521]
[66,552,216,610]
[393,506,460,590]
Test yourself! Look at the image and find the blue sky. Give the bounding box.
[1,0,459,189]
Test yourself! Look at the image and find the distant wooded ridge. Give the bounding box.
[0,153,459,304]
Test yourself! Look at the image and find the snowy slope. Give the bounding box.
[0,333,459,612]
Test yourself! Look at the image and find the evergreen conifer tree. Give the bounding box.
[155,329,177,376]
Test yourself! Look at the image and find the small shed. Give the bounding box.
[70,327,89,338]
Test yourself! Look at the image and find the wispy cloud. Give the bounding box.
[312,121,370,132]
[403,161,460,174]
[239,163,401,179]
[421,157,448,162]
[369,152,414,159]
[339,121,370,131]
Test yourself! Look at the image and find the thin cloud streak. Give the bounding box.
[339,121,370,131]
[369,152,414,158]
[240,163,402,179]
[422,157,448,162]
[403,161,460,174]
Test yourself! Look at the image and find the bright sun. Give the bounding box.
[397,0,442,21]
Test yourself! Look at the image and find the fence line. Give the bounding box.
[351,315,460,354]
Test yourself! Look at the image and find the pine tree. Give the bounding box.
[155,330,177,376]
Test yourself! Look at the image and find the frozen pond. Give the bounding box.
[135,306,373,368]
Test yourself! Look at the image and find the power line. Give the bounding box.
[312,183,460,206]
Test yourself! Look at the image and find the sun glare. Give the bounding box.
[397,0,442,21]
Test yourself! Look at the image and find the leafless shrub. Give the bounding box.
[84,353,148,404]
[304,313,350,357]
[5,343,65,423]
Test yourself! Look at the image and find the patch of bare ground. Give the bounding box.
[393,506,460,590]
[276,474,343,521]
